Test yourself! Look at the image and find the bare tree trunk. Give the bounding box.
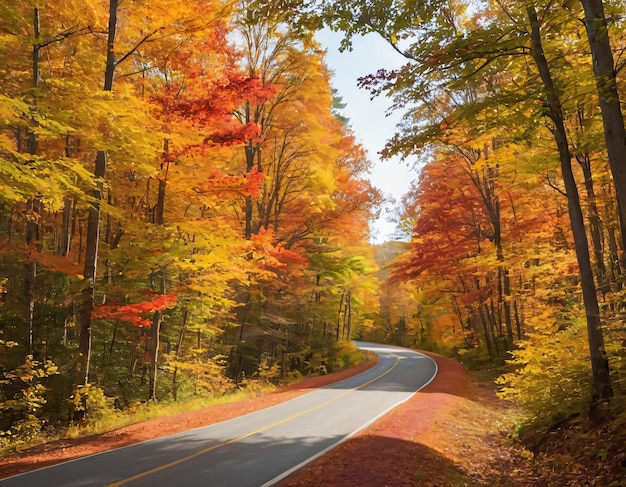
[498,264,513,348]
[485,301,500,357]
[77,149,106,388]
[514,300,523,340]
[606,221,621,286]
[148,270,167,402]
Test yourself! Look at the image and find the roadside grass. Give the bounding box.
[66,385,276,440]
[1,384,276,456]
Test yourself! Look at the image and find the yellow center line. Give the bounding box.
[107,353,400,487]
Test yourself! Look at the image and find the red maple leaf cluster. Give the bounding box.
[92,294,178,327]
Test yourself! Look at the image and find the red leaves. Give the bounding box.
[152,73,276,138]
[245,167,265,198]
[250,228,309,269]
[391,156,487,282]
[269,245,309,266]
[203,122,261,147]
[193,167,265,198]
[92,294,177,327]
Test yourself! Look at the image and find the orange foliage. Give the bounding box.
[193,167,265,198]
[92,294,178,327]
[25,246,83,276]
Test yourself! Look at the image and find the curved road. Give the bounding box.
[0,342,437,487]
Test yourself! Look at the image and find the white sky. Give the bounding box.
[316,29,418,243]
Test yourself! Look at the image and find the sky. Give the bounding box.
[316,29,418,243]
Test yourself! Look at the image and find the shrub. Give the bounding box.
[0,353,59,449]
[496,318,592,441]
[70,384,115,426]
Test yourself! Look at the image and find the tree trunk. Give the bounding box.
[485,301,500,357]
[576,152,607,289]
[77,150,106,386]
[244,135,256,239]
[26,261,36,357]
[59,197,74,256]
[527,6,612,400]
[336,290,344,342]
[24,8,41,360]
[172,306,189,401]
[155,139,169,225]
[462,149,514,350]
[514,299,523,340]
[607,222,621,286]
[503,267,513,347]
[148,270,167,401]
[477,304,493,358]
[579,0,626,257]
[148,310,162,402]
[346,290,352,340]
[74,0,118,392]
[100,319,119,388]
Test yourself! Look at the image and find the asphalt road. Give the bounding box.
[0,342,437,487]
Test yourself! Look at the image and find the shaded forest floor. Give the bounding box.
[0,352,624,485]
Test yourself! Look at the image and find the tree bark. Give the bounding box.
[579,0,626,257]
[148,310,162,402]
[576,152,607,289]
[77,150,106,386]
[244,97,256,239]
[172,306,189,401]
[100,319,119,388]
[59,197,74,256]
[336,290,344,341]
[527,6,612,400]
[477,304,493,358]
[346,291,352,340]
[26,261,36,357]
[75,0,118,389]
[155,138,169,225]
[502,267,513,347]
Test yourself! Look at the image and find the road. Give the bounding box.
[0,342,437,487]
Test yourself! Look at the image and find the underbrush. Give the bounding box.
[493,316,626,485]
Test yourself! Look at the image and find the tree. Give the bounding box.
[299,0,615,400]
[526,2,611,400]
[578,0,626,255]
[75,0,239,389]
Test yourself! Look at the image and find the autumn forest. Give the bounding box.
[1,0,625,475]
